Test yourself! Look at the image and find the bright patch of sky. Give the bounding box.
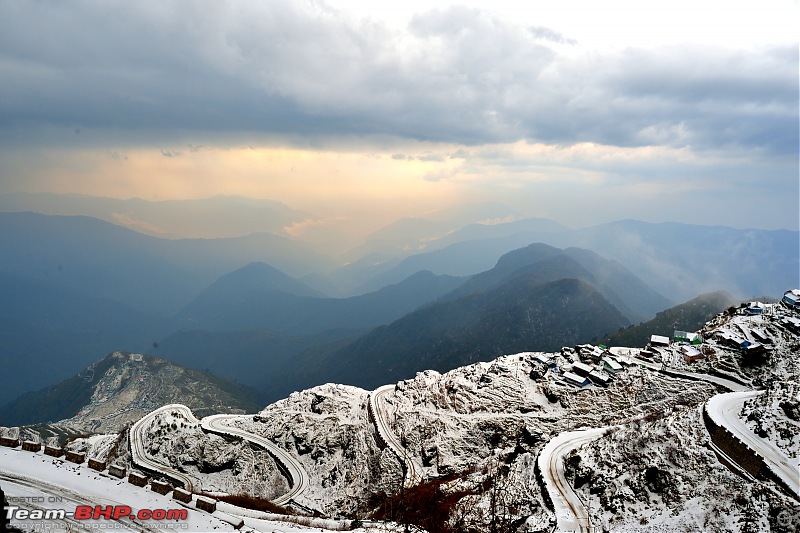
[0,0,796,238]
[330,0,797,49]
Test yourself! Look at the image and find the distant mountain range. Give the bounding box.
[176,264,464,335]
[0,192,311,240]
[0,351,260,430]
[1,207,797,410]
[160,242,667,401]
[441,243,670,322]
[345,219,799,303]
[310,277,630,394]
[0,211,334,314]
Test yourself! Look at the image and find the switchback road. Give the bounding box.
[369,385,423,487]
[200,414,310,506]
[128,403,197,491]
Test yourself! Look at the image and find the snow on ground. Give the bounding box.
[232,383,384,516]
[707,390,799,499]
[208,348,725,528]
[0,445,237,531]
[7,297,799,531]
[137,405,289,499]
[65,432,120,460]
[739,381,800,459]
[384,353,716,477]
[567,407,800,532]
[0,447,393,532]
[194,349,714,528]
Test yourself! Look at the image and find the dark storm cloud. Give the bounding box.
[0,1,796,154]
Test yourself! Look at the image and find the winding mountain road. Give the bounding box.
[130,405,309,506]
[369,385,423,487]
[538,427,613,533]
[706,390,799,498]
[200,414,309,506]
[128,403,197,491]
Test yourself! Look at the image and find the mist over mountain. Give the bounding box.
[0,350,260,429]
[156,328,358,402]
[564,220,799,303]
[0,1,795,527]
[160,270,468,394]
[0,212,202,314]
[343,216,799,304]
[310,277,629,394]
[0,272,172,405]
[162,242,650,402]
[1,205,796,409]
[0,212,335,314]
[0,192,311,239]
[177,261,326,329]
[340,201,527,262]
[599,290,740,348]
[176,267,465,335]
[442,243,671,322]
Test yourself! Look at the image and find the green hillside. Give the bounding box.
[599,291,738,348]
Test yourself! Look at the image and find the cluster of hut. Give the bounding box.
[642,331,709,364]
[533,344,624,388]
[0,438,217,514]
[532,291,800,388]
[639,292,800,367]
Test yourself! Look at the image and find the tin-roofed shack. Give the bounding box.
[588,370,611,387]
[743,302,766,315]
[576,344,605,362]
[782,289,800,308]
[602,357,623,373]
[674,330,702,344]
[563,371,589,387]
[650,335,670,347]
[571,361,594,377]
[680,345,704,363]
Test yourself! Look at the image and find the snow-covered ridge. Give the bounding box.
[4,294,799,531]
[200,413,310,506]
[706,391,799,498]
[129,403,198,491]
[368,384,423,487]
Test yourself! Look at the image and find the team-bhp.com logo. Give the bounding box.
[7,505,188,521]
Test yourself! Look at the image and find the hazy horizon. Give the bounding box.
[1,0,797,245]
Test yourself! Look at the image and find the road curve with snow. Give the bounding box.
[538,426,614,533]
[129,403,197,492]
[200,414,309,506]
[706,390,799,498]
[369,385,423,487]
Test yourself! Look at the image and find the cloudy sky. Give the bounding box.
[0,0,797,239]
